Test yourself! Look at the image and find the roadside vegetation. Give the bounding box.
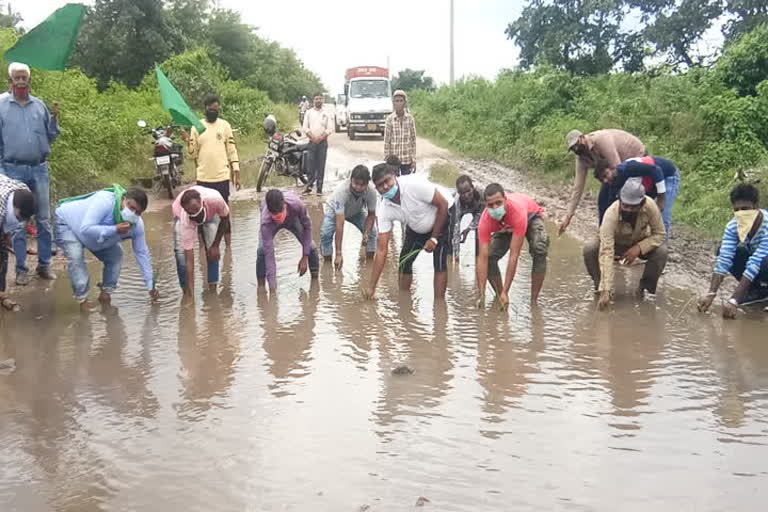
[0,0,321,198]
[410,21,768,236]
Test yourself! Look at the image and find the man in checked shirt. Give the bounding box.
[384,90,417,175]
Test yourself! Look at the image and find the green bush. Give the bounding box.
[410,27,768,236]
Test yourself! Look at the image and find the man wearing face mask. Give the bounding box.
[257,188,319,290]
[54,186,157,311]
[0,174,35,311]
[583,178,667,310]
[0,62,61,286]
[698,184,768,319]
[172,186,230,296]
[475,183,548,309]
[181,94,239,244]
[364,163,453,300]
[320,164,377,269]
[560,128,645,235]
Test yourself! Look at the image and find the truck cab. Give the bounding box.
[345,66,392,140]
[335,93,348,132]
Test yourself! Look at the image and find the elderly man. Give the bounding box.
[0,174,34,310]
[583,179,667,310]
[0,62,61,285]
[559,128,645,234]
[172,186,230,295]
[55,186,157,311]
[364,163,452,300]
[384,90,417,175]
[320,164,377,269]
[698,184,768,319]
[257,189,319,290]
[302,93,333,195]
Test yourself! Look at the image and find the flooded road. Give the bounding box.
[2,134,768,511]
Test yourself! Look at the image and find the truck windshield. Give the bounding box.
[349,80,390,99]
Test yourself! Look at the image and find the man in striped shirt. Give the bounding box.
[699,184,768,318]
[384,90,416,175]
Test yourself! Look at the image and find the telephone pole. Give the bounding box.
[449,0,455,85]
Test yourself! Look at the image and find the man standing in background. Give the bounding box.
[302,93,333,195]
[181,94,240,244]
[384,90,417,175]
[0,62,60,285]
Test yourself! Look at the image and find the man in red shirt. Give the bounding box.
[476,183,549,308]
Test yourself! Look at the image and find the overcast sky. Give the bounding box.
[18,0,523,92]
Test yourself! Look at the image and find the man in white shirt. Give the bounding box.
[363,163,453,300]
[302,93,334,195]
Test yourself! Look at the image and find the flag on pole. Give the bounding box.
[3,3,86,71]
[155,66,205,134]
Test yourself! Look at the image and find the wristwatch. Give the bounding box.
[728,297,739,306]
[429,237,438,246]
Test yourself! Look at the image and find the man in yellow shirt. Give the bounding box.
[181,94,240,243]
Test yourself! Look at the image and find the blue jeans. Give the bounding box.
[174,216,221,288]
[55,216,122,302]
[662,172,680,237]
[256,217,319,280]
[1,162,52,272]
[319,208,377,257]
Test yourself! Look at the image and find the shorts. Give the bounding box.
[487,215,549,276]
[399,225,451,274]
[197,180,231,204]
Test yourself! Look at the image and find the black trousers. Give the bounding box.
[307,140,328,193]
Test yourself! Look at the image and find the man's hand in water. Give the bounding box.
[498,291,510,310]
[598,290,611,310]
[334,252,343,270]
[149,289,160,302]
[362,286,376,300]
[298,255,309,276]
[558,214,573,236]
[723,301,739,320]
[698,293,715,313]
[622,245,642,265]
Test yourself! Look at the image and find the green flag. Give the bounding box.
[155,66,206,134]
[3,3,85,71]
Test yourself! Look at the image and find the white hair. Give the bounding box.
[8,62,30,78]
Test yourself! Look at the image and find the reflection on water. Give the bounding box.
[1,196,768,511]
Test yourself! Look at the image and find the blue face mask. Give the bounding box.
[382,184,399,201]
[121,207,140,225]
[488,205,506,221]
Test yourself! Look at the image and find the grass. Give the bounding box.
[428,162,461,188]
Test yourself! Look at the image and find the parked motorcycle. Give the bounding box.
[138,120,184,199]
[256,115,311,192]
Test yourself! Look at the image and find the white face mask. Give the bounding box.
[735,209,760,243]
[121,207,140,225]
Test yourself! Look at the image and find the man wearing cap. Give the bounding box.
[583,178,667,310]
[384,90,417,175]
[560,129,645,235]
[0,62,61,285]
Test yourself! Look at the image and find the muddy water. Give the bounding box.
[2,143,768,511]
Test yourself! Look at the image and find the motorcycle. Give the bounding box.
[256,115,311,192]
[137,120,184,199]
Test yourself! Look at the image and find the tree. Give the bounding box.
[0,2,22,32]
[72,0,182,89]
[392,69,435,91]
[505,0,630,75]
[723,0,768,41]
[715,22,768,95]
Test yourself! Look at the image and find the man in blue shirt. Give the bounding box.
[0,174,34,310]
[0,62,61,286]
[698,184,768,319]
[54,187,158,311]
